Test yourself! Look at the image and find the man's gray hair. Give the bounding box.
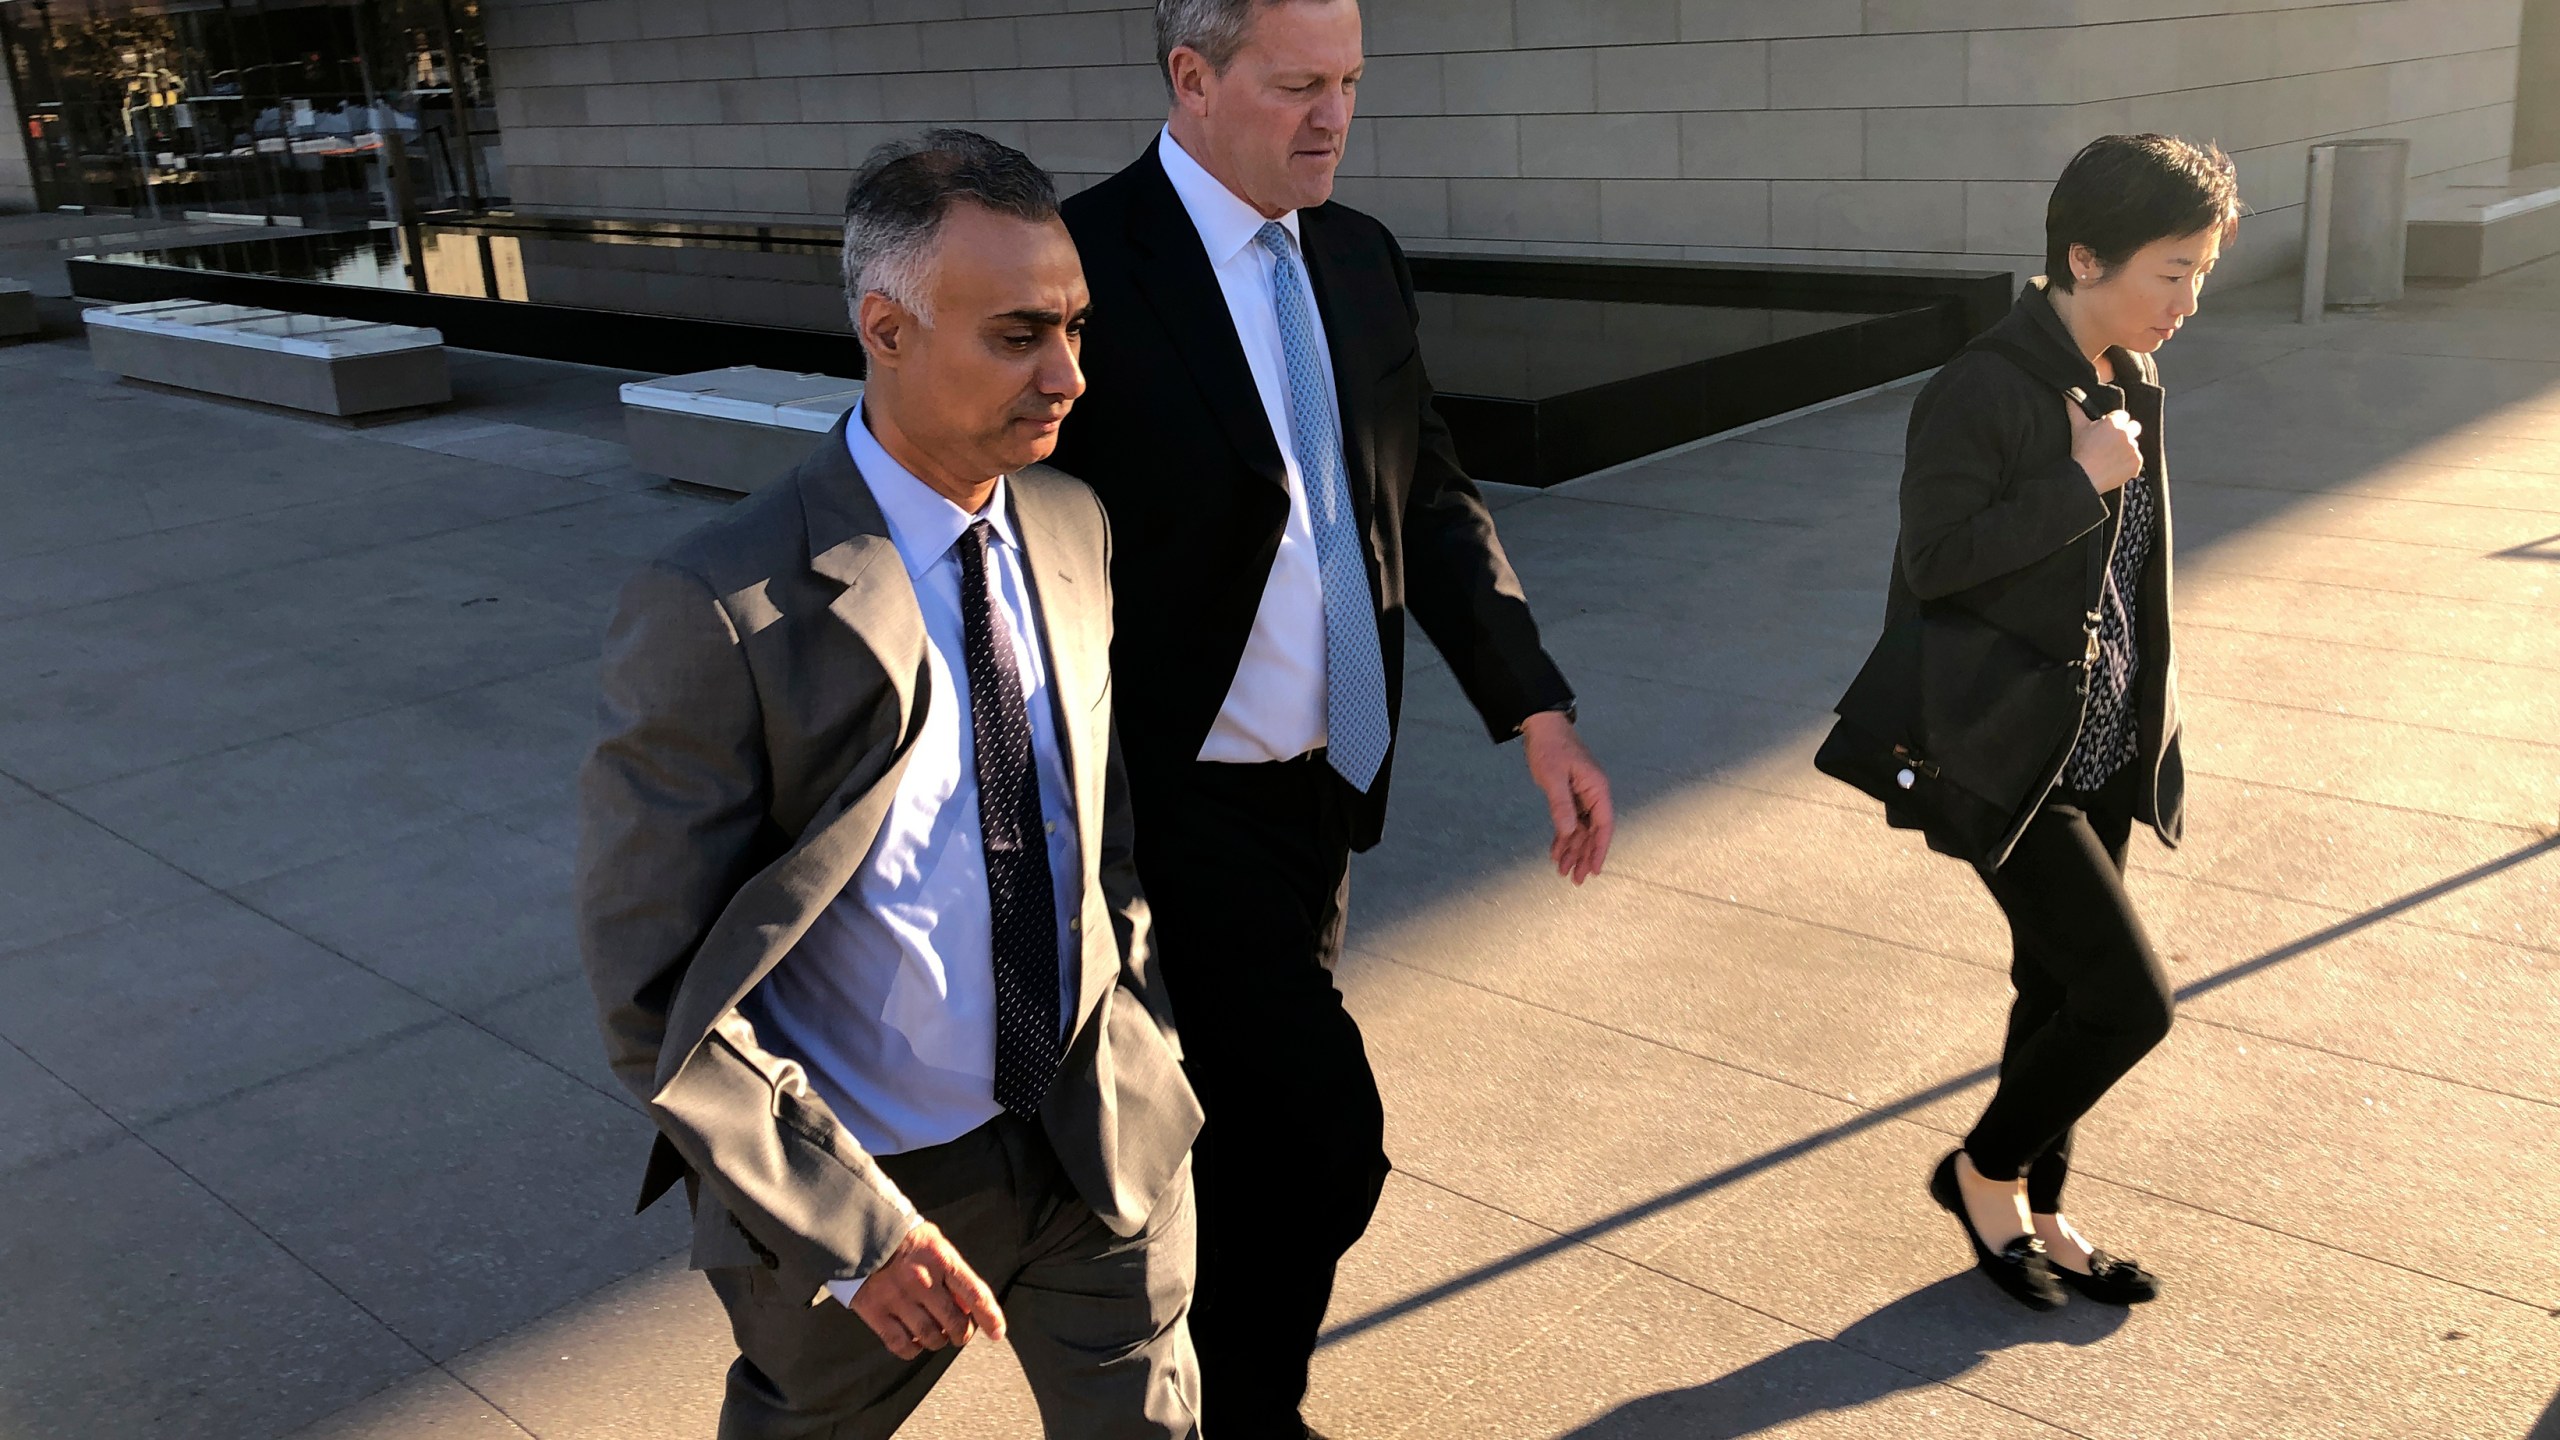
[1154,0,1294,96]
[840,128,1059,328]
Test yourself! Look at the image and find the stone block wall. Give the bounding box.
[483,0,2525,286]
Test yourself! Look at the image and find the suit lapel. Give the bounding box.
[1004,469,1113,1027]
[801,417,926,747]
[1298,205,1383,539]
[1123,141,1290,495]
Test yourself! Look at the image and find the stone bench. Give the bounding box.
[621,366,864,495]
[84,300,449,417]
[2407,162,2560,280]
[0,280,35,340]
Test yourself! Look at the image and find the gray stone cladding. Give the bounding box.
[481,0,2529,287]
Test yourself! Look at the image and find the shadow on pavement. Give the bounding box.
[1321,834,2560,1350]
[1552,1275,2126,1439]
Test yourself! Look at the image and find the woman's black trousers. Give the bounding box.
[1962,765,2178,1213]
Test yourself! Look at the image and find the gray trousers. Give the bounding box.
[705,1114,1200,1440]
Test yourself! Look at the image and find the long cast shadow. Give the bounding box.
[1553,1275,2126,1439]
[1320,833,2560,1349]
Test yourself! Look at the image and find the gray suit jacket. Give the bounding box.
[576,419,1202,1304]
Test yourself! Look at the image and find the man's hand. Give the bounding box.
[1522,710,1613,885]
[847,1220,1007,1360]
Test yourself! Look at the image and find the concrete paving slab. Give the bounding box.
[376,417,634,480]
[142,1018,690,1361]
[1601,774,2018,946]
[1344,958,1866,1240]
[2178,570,2560,669]
[2174,482,2560,554]
[1355,871,2013,1106]
[0,894,446,1127]
[1615,1115,2560,1440]
[2181,626,2556,744]
[2127,867,2560,1107]
[1309,1172,1654,1435]
[0,564,600,792]
[0,510,338,624]
[2181,457,2560,513]
[0,1137,424,1440]
[467,974,634,1113]
[2180,528,2559,611]
[2170,348,2560,439]
[0,793,210,959]
[1897,1011,2560,1310]
[0,1036,122,1177]
[2165,772,2556,938]
[423,1251,1058,1440]
[1399,1264,2067,1440]
[298,661,599,822]
[60,733,480,890]
[1728,391,1916,458]
[237,814,581,1013]
[483,784,582,857]
[2178,690,2559,830]
[245,464,627,558]
[1527,600,1881,711]
[280,1366,531,1440]
[438,1257,729,1438]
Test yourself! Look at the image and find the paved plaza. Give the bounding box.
[2,213,2557,1439]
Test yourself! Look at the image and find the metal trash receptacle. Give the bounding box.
[2300,138,2410,322]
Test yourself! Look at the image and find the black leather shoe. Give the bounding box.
[2053,1248,2161,1305]
[1929,1151,2067,1311]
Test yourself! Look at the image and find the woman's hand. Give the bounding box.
[2069,402,2143,494]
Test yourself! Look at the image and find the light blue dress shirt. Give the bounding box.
[742,404,1081,1164]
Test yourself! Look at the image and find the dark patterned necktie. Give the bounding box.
[958,519,1062,1122]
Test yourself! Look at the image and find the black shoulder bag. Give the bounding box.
[1813,339,2121,870]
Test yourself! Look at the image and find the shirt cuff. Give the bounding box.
[816,1211,925,1308]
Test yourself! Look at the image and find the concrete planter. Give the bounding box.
[0,280,35,340]
[84,300,449,417]
[620,366,862,495]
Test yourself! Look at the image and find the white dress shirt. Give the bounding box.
[742,404,1082,1175]
[1157,125,1345,764]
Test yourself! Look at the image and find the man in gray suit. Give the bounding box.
[578,130,1204,1439]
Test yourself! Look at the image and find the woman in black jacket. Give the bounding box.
[1884,135,2242,1311]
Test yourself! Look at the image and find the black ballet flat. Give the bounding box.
[2053,1249,2161,1305]
[1928,1151,2068,1312]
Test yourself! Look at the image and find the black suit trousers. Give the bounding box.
[1963,765,2177,1212]
[1136,753,1390,1438]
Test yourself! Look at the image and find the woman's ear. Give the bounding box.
[2068,243,2103,286]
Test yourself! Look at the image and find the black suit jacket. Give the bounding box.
[1052,140,1572,850]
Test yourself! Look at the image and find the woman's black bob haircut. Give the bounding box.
[2045,133,2243,291]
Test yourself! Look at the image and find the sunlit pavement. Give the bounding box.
[2,212,2554,1438]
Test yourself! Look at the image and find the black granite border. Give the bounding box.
[67,250,865,378]
[69,226,2013,485]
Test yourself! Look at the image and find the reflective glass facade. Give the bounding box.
[0,0,500,222]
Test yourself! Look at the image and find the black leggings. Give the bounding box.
[1962,766,2176,1214]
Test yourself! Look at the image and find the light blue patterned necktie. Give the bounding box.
[1254,221,1390,792]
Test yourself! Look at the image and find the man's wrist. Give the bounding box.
[1516,700,1577,737]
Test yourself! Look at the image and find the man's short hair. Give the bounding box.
[2045,133,2243,291]
[1153,0,1309,96]
[840,128,1059,327]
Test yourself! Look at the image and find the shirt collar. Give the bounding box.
[1158,125,1300,268]
[843,400,1019,580]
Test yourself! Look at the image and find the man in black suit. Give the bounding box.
[1050,3,1615,1434]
